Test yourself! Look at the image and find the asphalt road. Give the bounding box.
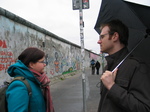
[50,68,101,112]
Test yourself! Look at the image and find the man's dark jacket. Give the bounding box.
[98,47,150,112]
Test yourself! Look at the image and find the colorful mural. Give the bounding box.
[0,8,100,85]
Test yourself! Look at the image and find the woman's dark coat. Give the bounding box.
[98,47,150,112]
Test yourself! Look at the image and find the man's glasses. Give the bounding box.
[99,32,114,40]
[99,33,110,40]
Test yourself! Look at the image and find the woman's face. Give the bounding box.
[29,57,46,73]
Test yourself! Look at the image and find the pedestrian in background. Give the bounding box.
[95,61,101,75]
[97,19,150,112]
[6,47,54,112]
[90,59,95,74]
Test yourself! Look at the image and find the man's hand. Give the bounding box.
[100,69,118,90]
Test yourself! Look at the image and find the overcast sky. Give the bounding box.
[0,0,102,54]
[0,0,150,54]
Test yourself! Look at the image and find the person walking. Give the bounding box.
[6,47,55,112]
[95,61,101,75]
[97,19,150,112]
[90,59,95,74]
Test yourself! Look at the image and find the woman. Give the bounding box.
[6,47,54,112]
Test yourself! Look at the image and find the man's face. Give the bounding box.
[97,26,113,54]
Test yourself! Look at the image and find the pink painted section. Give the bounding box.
[90,53,99,60]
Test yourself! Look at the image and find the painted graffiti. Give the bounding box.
[50,69,54,75]
[0,40,15,71]
[90,52,99,60]
[62,67,74,74]
[54,52,59,73]
[0,40,7,48]
[45,49,80,76]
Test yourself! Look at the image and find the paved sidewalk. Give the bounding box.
[50,68,101,112]
[85,69,101,112]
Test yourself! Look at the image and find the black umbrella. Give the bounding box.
[94,0,150,70]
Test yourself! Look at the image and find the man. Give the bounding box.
[95,61,101,75]
[97,19,150,112]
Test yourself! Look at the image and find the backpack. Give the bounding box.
[0,77,32,112]
[91,60,95,65]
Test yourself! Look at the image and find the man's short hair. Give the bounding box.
[100,19,129,46]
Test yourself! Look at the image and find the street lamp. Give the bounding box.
[72,0,89,112]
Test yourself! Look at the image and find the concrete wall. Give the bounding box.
[0,7,100,85]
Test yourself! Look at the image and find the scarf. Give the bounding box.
[30,69,54,112]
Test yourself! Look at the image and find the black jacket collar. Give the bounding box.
[105,47,129,71]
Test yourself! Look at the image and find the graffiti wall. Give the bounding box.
[0,7,100,85]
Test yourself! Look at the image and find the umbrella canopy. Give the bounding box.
[94,0,150,66]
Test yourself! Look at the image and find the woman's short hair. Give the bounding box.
[18,47,45,67]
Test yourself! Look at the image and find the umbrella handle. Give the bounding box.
[112,35,147,73]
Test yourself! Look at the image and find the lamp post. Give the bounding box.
[79,0,86,111]
[72,0,89,112]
